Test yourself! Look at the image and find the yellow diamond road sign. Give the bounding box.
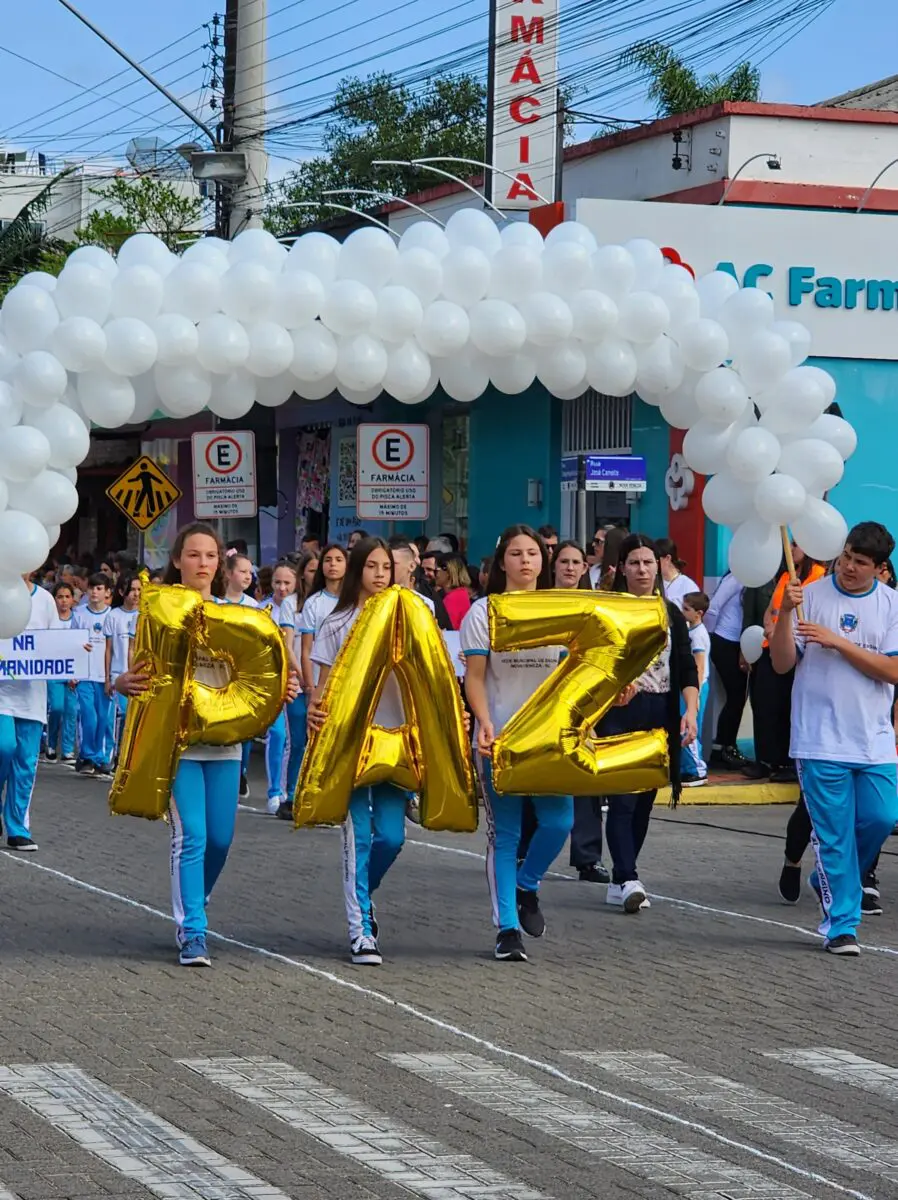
[106,455,182,532]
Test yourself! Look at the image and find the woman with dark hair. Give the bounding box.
[601,533,699,912]
[552,540,591,590]
[461,524,573,962]
[307,537,405,966]
[655,537,699,611]
[434,553,473,629]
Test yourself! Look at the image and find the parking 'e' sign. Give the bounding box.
[192,431,257,519]
[357,424,429,521]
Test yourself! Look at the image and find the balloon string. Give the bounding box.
[780,526,804,622]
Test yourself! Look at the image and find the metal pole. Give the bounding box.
[576,456,587,550]
[483,0,498,206]
[554,88,565,203]
[229,0,268,237]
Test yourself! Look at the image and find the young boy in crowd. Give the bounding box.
[682,591,711,787]
[71,572,114,777]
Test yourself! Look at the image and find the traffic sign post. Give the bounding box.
[192,431,257,520]
[356,424,429,521]
[106,455,182,532]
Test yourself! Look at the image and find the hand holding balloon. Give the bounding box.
[115,668,151,697]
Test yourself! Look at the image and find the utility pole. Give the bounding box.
[227,0,268,238]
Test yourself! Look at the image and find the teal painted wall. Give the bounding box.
[628,396,669,537]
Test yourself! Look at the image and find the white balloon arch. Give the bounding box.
[0,210,856,635]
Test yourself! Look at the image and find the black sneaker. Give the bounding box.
[516,887,545,938]
[239,773,250,799]
[681,773,707,788]
[44,748,57,763]
[350,936,382,966]
[275,800,293,821]
[720,745,747,771]
[824,933,860,956]
[778,863,801,904]
[94,763,113,779]
[741,760,771,780]
[494,928,527,961]
[862,888,883,916]
[770,766,798,784]
[73,757,91,773]
[7,836,37,852]
[578,863,611,884]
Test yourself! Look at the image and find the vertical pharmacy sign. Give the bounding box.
[490,0,560,210]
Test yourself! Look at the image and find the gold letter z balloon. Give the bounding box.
[110,583,288,820]
[489,590,670,797]
[294,585,476,832]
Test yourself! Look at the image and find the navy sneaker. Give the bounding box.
[494,928,527,961]
[179,936,211,967]
[824,934,860,956]
[7,836,37,852]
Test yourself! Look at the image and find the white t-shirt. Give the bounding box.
[704,573,743,641]
[104,607,138,679]
[71,604,111,683]
[790,575,898,765]
[0,585,60,722]
[664,573,700,612]
[311,605,405,727]
[688,621,711,688]
[297,589,339,635]
[459,596,563,733]
[223,592,259,608]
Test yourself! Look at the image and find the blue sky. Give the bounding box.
[1,0,894,178]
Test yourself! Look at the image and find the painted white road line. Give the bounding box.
[0,1185,20,1200]
[0,853,876,1200]
[570,1051,898,1182]
[180,1055,547,1200]
[386,1051,813,1200]
[0,1063,288,1200]
[762,1049,898,1104]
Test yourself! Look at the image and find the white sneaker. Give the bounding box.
[350,935,382,966]
[606,883,624,906]
[266,794,282,815]
[621,879,647,913]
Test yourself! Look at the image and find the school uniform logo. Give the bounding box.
[839,613,859,634]
[92,621,103,633]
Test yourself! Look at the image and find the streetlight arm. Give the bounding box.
[856,157,898,213]
[718,152,780,205]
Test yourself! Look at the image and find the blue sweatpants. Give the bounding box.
[0,716,43,840]
[285,693,308,803]
[798,758,898,940]
[342,783,407,942]
[77,680,113,767]
[265,708,287,800]
[47,682,78,758]
[680,680,709,778]
[112,694,128,756]
[170,758,241,940]
[241,741,252,774]
[479,755,574,931]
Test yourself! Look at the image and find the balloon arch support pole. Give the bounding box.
[780,525,805,622]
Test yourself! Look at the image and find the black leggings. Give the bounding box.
[710,634,747,748]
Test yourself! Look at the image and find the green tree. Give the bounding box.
[75,174,203,253]
[0,169,75,299]
[623,42,761,116]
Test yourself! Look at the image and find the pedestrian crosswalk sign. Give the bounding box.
[106,455,182,531]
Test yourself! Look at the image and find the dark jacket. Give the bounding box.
[666,600,699,806]
[741,578,778,633]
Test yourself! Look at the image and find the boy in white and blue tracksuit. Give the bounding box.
[681,591,711,783]
[71,573,113,775]
[771,521,898,956]
[264,597,298,814]
[104,603,138,757]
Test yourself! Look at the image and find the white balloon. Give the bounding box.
[489,352,537,395]
[268,269,323,328]
[219,261,275,324]
[718,287,775,344]
[586,338,637,396]
[0,574,36,635]
[754,472,807,525]
[78,369,136,427]
[441,245,491,307]
[372,286,424,343]
[210,370,257,419]
[18,271,58,293]
[726,426,781,483]
[293,373,337,402]
[728,518,784,587]
[182,241,230,276]
[739,625,766,665]
[162,261,220,322]
[130,370,160,423]
[0,335,18,379]
[245,322,294,377]
[1,284,60,353]
[337,227,398,291]
[382,340,432,402]
[439,346,491,404]
[658,385,702,431]
[695,367,749,425]
[542,241,593,296]
[518,291,573,346]
[468,299,526,357]
[487,245,542,301]
[805,413,857,460]
[110,265,164,320]
[392,247,443,305]
[796,364,836,408]
[287,232,341,283]
[544,220,597,254]
[155,365,212,417]
[757,366,828,433]
[228,227,287,274]
[653,265,701,330]
[0,478,8,513]
[776,438,844,493]
[535,341,587,394]
[444,208,502,257]
[117,233,175,276]
[499,220,545,252]
[675,318,729,372]
[415,301,470,357]
[683,419,736,475]
[398,361,440,405]
[50,316,107,372]
[702,471,757,527]
[196,315,250,374]
[695,270,740,318]
[320,279,377,335]
[152,313,199,365]
[0,380,23,429]
[592,244,636,299]
[398,222,451,259]
[103,317,158,376]
[13,469,79,524]
[255,372,297,406]
[54,263,112,324]
[56,466,78,484]
[335,334,388,392]
[790,497,848,561]
[67,244,118,278]
[0,425,51,481]
[15,351,67,407]
[771,319,812,367]
[290,324,338,382]
[733,329,792,393]
[625,238,664,289]
[569,290,617,342]
[616,291,670,343]
[340,384,383,407]
[635,335,684,396]
[61,384,86,423]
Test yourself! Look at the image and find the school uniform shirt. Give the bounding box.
[311,606,405,727]
[297,590,340,636]
[790,575,898,766]
[459,596,563,734]
[704,572,743,641]
[223,593,259,608]
[663,573,699,612]
[688,621,711,689]
[71,604,111,683]
[104,607,138,681]
[0,584,60,722]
